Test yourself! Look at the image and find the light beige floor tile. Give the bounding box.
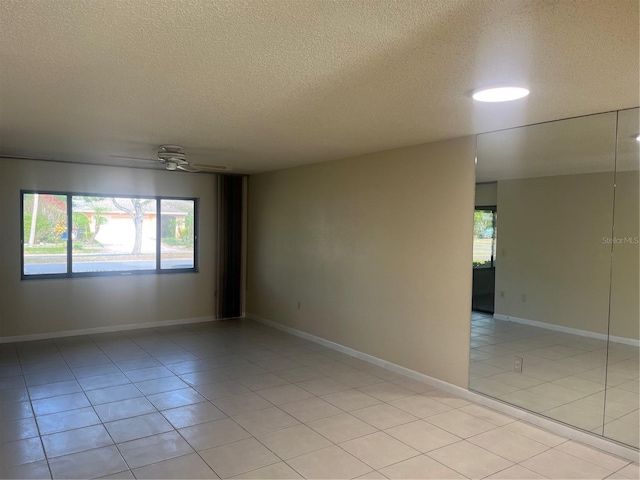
[146,387,207,410]
[467,426,549,462]
[212,392,274,416]
[42,424,113,458]
[232,462,303,479]
[322,389,381,411]
[296,377,351,395]
[105,412,173,443]
[286,445,372,479]
[117,430,193,469]
[195,380,251,400]
[279,396,343,422]
[358,382,415,402]
[427,440,513,478]
[423,389,471,407]
[388,394,453,418]
[94,397,156,422]
[0,436,45,467]
[96,470,135,479]
[36,406,101,434]
[2,400,34,421]
[28,380,83,400]
[0,459,52,480]
[161,401,226,428]
[220,364,269,379]
[232,406,299,435]
[0,417,39,443]
[48,445,128,479]
[459,404,516,426]
[277,367,326,383]
[257,424,332,459]
[521,449,614,479]
[485,464,549,479]
[351,403,418,430]
[132,452,219,479]
[135,376,189,395]
[84,384,143,405]
[200,438,280,478]
[179,418,251,451]
[555,441,631,472]
[307,413,378,443]
[354,470,388,479]
[124,366,173,383]
[340,431,420,470]
[384,420,460,452]
[503,421,567,447]
[424,409,497,438]
[256,384,315,405]
[237,373,291,391]
[616,463,640,479]
[379,454,466,479]
[254,357,304,373]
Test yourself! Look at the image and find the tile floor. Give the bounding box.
[0,318,637,479]
[469,312,640,449]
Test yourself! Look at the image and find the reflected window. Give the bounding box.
[473,207,497,269]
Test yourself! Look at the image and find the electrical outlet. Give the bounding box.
[297,302,301,310]
[521,294,527,302]
[514,356,523,373]
[501,248,507,257]
[500,291,505,298]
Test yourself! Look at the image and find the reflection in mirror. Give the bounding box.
[603,108,639,448]
[470,112,620,440]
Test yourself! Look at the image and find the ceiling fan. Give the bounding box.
[110,145,229,173]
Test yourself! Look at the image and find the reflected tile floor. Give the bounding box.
[0,318,637,479]
[470,312,640,449]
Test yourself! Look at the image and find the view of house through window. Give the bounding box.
[473,208,497,268]
[23,193,69,275]
[22,192,197,277]
[160,199,195,270]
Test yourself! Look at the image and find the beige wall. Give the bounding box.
[0,159,217,338]
[247,137,476,388]
[475,182,497,206]
[495,171,639,340]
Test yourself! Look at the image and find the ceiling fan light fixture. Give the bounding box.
[165,161,178,171]
[473,86,530,103]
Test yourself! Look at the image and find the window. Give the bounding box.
[473,207,497,269]
[22,191,198,278]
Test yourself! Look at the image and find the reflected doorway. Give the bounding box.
[472,207,497,313]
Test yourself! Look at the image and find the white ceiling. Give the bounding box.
[0,0,638,174]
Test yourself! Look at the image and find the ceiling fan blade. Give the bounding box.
[108,155,158,163]
[0,153,63,161]
[191,163,230,171]
[176,164,201,173]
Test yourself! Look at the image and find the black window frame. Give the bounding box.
[20,190,199,280]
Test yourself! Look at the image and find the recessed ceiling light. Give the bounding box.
[636,134,640,142]
[473,87,530,103]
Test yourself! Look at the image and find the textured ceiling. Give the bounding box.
[0,0,638,174]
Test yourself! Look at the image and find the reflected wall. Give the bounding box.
[470,108,639,449]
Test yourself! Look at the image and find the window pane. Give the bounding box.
[23,193,68,275]
[473,209,496,268]
[71,196,157,273]
[160,199,195,270]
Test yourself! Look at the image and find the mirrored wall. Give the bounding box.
[470,108,639,449]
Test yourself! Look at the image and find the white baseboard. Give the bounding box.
[0,315,218,343]
[246,313,639,462]
[493,313,640,348]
